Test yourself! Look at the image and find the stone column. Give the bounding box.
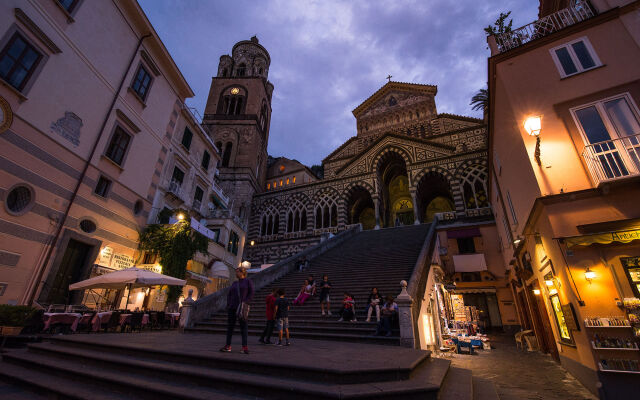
[396,280,415,348]
[373,196,381,230]
[410,191,420,225]
[179,289,195,332]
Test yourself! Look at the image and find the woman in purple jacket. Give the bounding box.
[220,267,254,354]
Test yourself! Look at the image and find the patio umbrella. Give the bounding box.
[69,267,186,309]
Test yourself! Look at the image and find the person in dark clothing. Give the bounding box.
[338,292,356,322]
[274,288,290,346]
[259,288,277,344]
[375,296,398,337]
[220,267,254,354]
[319,275,331,316]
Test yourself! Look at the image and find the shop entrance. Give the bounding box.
[462,293,503,331]
[45,239,94,305]
[525,283,560,361]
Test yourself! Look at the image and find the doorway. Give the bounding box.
[45,239,93,305]
[525,283,560,361]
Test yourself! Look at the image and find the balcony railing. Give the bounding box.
[167,180,183,199]
[210,182,229,207]
[582,133,640,185]
[193,199,202,213]
[207,209,247,231]
[494,0,595,53]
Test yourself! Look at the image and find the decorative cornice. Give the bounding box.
[14,8,61,54]
[140,50,160,76]
[115,109,141,133]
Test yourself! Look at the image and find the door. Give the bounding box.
[47,239,93,305]
[486,293,503,329]
[525,283,560,361]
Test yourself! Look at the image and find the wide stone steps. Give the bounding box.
[189,224,433,344]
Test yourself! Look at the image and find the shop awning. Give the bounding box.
[186,270,212,284]
[562,228,640,248]
[447,228,481,239]
[452,288,496,294]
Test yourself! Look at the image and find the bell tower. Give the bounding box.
[202,36,274,223]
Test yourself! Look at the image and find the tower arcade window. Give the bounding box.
[287,202,307,233]
[236,63,246,76]
[222,142,232,167]
[0,33,43,92]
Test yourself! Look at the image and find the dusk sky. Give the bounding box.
[139,0,539,166]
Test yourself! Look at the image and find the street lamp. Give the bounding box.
[533,289,541,295]
[176,213,185,221]
[524,116,542,166]
[241,260,251,269]
[585,267,596,283]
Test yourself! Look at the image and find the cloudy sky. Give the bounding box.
[139,0,538,166]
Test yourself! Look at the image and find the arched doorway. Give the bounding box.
[416,171,454,223]
[377,151,412,227]
[346,186,375,230]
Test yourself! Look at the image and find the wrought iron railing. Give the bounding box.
[494,0,595,53]
[582,133,640,185]
[207,209,247,231]
[167,180,183,198]
[210,182,229,206]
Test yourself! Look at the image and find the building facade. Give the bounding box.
[0,0,241,309]
[488,0,640,396]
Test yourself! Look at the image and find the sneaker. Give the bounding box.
[242,347,250,354]
[338,318,343,322]
[285,340,290,346]
[328,311,332,316]
[366,318,370,322]
[219,346,231,352]
[277,341,283,346]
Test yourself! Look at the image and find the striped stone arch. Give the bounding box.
[412,166,464,213]
[370,145,413,173]
[454,160,489,210]
[283,191,313,232]
[341,181,376,227]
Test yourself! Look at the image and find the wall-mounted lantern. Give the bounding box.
[524,116,542,166]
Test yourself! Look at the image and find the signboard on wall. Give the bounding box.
[112,253,135,270]
[98,246,113,266]
[561,303,580,331]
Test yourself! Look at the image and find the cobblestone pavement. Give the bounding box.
[444,334,597,400]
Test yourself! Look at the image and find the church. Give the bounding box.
[203,37,490,266]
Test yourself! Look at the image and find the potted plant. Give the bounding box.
[0,305,36,336]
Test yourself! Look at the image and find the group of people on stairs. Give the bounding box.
[219,267,400,355]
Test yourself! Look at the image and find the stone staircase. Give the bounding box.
[0,332,500,399]
[187,224,433,344]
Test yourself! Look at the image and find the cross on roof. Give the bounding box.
[386,75,392,82]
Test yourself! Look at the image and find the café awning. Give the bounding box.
[69,267,186,290]
[562,228,640,248]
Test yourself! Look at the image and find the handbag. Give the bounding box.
[236,282,250,321]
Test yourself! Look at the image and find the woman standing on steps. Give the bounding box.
[220,267,254,354]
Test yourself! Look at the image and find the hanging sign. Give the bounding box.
[112,253,135,270]
[564,229,640,248]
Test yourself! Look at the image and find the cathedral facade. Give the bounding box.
[204,38,490,265]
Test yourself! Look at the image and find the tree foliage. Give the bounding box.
[484,11,513,36]
[470,88,488,113]
[138,208,209,303]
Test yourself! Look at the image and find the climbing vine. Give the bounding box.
[138,208,209,303]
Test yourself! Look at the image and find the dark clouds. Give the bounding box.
[139,0,538,165]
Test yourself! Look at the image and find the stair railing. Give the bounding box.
[402,222,438,348]
[186,224,363,326]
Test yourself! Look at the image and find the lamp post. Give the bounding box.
[585,267,596,283]
[524,116,542,166]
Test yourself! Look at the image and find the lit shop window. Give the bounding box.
[550,294,573,343]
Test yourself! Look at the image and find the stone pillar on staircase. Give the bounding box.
[373,196,381,230]
[179,289,195,332]
[396,280,415,348]
[410,191,420,225]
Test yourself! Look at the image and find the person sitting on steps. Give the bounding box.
[338,292,356,322]
[375,296,398,337]
[293,279,313,305]
[366,287,382,322]
[307,274,317,296]
[319,275,332,316]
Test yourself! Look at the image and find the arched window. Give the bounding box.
[315,196,338,229]
[215,141,222,154]
[222,142,232,167]
[259,67,263,74]
[287,201,307,232]
[224,96,243,115]
[237,63,246,76]
[259,103,268,131]
[462,165,489,209]
[260,207,280,236]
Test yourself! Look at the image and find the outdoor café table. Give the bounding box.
[167,312,180,327]
[119,313,150,329]
[43,312,82,332]
[91,311,113,332]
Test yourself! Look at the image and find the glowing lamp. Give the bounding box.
[524,116,542,136]
[177,213,185,220]
[241,260,251,269]
[513,238,522,246]
[533,289,541,295]
[585,267,596,282]
[549,288,558,295]
[524,116,542,166]
[250,240,255,246]
[545,279,554,286]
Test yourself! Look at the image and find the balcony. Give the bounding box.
[210,181,229,208]
[582,133,640,185]
[166,180,183,200]
[452,253,487,273]
[493,0,595,54]
[192,199,202,213]
[208,209,247,231]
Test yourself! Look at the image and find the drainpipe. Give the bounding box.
[26,33,152,305]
